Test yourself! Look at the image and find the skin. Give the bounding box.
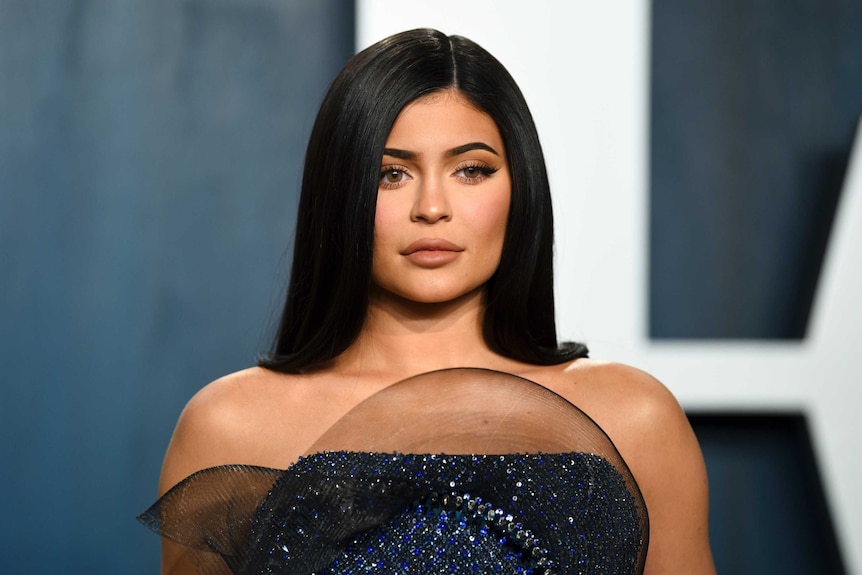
[158,90,715,574]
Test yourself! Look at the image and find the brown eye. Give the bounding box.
[380,166,412,188]
[453,163,498,184]
[383,169,403,183]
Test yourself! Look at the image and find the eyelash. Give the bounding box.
[378,162,500,189]
[454,162,499,184]
[379,164,411,189]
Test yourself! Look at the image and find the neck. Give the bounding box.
[333,288,500,380]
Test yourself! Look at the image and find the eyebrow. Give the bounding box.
[382,141,501,161]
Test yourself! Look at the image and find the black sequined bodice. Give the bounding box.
[251,451,643,574]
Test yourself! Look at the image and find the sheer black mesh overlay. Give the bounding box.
[139,368,648,574]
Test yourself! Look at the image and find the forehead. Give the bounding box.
[385,90,504,153]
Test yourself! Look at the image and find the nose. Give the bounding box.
[410,175,451,223]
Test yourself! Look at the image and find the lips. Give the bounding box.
[401,238,464,268]
[401,238,464,255]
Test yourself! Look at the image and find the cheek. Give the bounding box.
[477,187,511,242]
[373,198,397,245]
[494,194,511,234]
[487,185,512,267]
[460,189,510,271]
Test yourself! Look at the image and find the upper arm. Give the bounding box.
[586,365,716,575]
[158,378,247,496]
[568,361,715,575]
[156,370,283,574]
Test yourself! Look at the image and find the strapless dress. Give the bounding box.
[139,368,648,574]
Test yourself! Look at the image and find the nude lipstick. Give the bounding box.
[401,238,464,268]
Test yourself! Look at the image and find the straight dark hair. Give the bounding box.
[260,28,587,373]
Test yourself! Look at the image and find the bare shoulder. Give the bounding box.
[156,366,362,572]
[536,359,716,573]
[533,359,681,433]
[562,358,672,398]
[534,360,689,468]
[557,360,692,452]
[179,366,284,427]
[556,359,701,487]
[158,367,321,496]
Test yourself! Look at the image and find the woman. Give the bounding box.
[141,29,715,574]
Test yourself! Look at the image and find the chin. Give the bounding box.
[385,285,487,307]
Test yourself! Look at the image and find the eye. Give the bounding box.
[379,165,412,189]
[453,162,499,184]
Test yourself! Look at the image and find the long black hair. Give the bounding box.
[259,28,587,373]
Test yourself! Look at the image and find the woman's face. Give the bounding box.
[372,90,511,305]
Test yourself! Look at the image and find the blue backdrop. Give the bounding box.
[0,1,353,572]
[650,0,862,339]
